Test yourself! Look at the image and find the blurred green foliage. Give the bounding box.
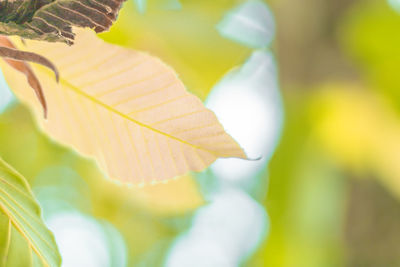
[251,0,400,266]
[341,0,400,109]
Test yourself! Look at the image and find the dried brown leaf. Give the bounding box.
[0,36,59,117]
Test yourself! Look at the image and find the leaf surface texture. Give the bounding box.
[1,29,246,184]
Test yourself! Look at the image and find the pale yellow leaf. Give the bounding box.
[97,174,205,215]
[1,29,246,185]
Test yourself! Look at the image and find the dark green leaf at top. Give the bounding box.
[0,0,126,44]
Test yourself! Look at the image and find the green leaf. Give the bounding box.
[0,158,61,267]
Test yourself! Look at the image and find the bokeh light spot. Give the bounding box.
[46,211,127,267]
[217,0,275,48]
[206,50,283,182]
[165,189,268,267]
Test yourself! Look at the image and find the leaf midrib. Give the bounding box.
[38,67,240,158]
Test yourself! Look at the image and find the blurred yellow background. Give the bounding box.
[1,0,400,266]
